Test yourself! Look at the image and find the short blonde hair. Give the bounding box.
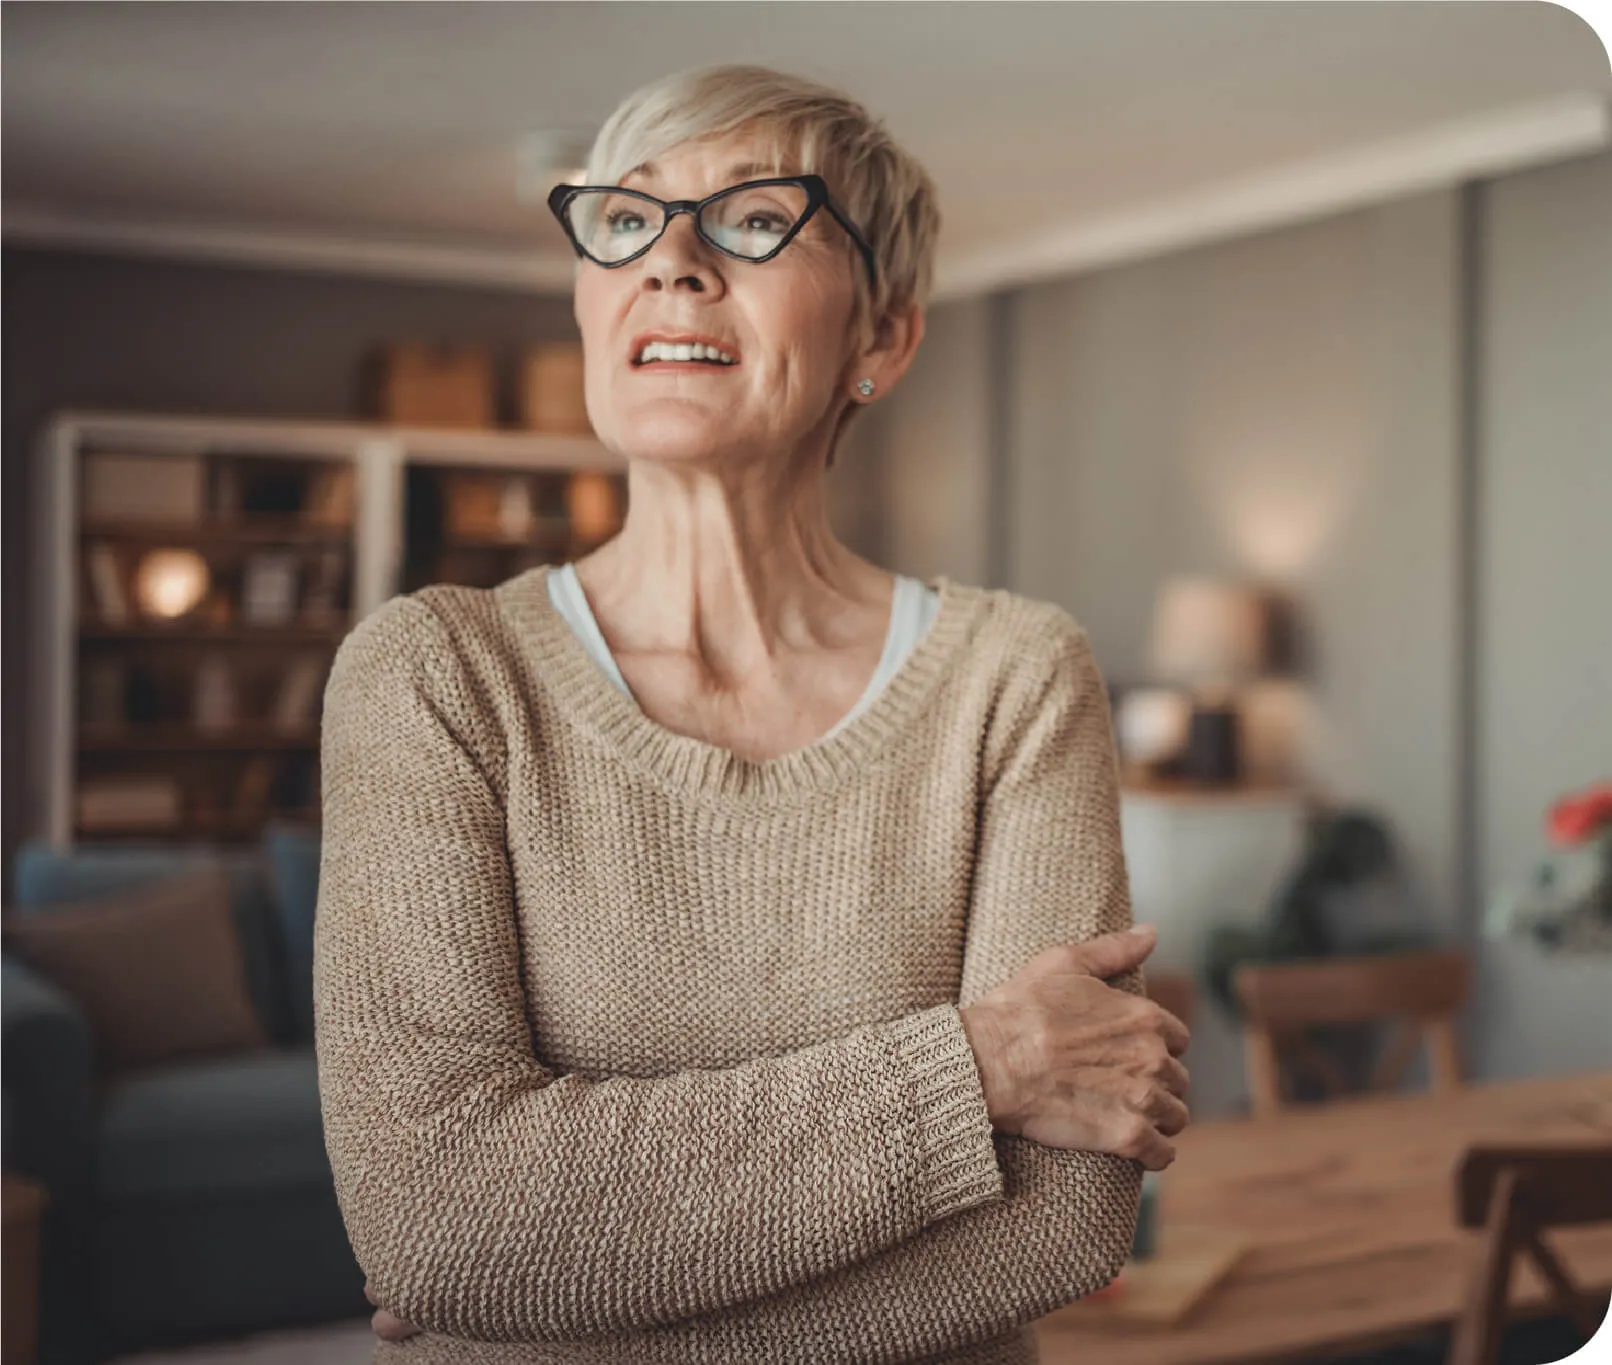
[584,64,941,452]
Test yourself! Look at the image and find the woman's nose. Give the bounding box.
[639,211,723,294]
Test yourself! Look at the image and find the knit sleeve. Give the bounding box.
[582,613,1144,1364]
[312,594,1005,1347]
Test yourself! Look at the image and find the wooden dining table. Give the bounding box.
[1034,1069,1612,1365]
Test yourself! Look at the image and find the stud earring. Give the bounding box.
[857,378,875,397]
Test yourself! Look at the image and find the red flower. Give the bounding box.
[1547,781,1612,848]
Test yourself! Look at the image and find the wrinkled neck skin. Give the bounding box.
[573,426,892,690]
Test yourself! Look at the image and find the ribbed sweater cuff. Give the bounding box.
[889,1003,1006,1226]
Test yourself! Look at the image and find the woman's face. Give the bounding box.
[572,129,864,472]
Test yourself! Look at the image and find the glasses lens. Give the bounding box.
[565,190,665,264]
[699,182,809,260]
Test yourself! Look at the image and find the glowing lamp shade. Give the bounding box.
[134,549,210,620]
[1116,687,1193,766]
[1148,576,1270,784]
[1149,577,1267,700]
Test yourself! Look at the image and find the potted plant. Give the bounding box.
[1485,780,1612,952]
[1203,806,1434,1020]
[1201,805,1436,1104]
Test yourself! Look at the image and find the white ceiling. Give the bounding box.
[3,1,1609,299]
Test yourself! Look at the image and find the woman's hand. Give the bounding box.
[365,1279,423,1343]
[958,924,1191,1170]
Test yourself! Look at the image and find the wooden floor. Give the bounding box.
[113,1319,374,1365]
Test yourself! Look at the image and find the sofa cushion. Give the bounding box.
[11,841,294,1046]
[263,824,320,1046]
[3,868,273,1077]
[97,1047,331,1200]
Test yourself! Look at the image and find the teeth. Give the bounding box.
[636,340,737,365]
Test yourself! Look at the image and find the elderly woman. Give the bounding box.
[315,64,1189,1365]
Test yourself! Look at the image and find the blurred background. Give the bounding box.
[2,4,1609,1365]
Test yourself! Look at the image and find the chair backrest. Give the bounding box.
[1232,948,1469,1116]
[1447,1142,1612,1365]
[1146,970,1194,1032]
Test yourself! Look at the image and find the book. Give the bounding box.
[233,755,278,819]
[565,471,621,542]
[272,656,326,731]
[85,543,130,625]
[80,660,128,729]
[443,473,512,542]
[77,776,182,830]
[497,476,535,541]
[83,452,204,523]
[192,655,238,732]
[241,551,300,626]
[212,462,243,520]
[301,546,347,624]
[304,465,356,528]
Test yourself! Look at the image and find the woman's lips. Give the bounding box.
[631,359,741,371]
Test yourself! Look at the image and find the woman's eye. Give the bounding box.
[744,213,790,232]
[607,212,646,233]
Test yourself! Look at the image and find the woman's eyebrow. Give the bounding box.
[624,160,785,188]
[722,162,783,181]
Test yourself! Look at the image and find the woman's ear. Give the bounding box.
[847,303,925,404]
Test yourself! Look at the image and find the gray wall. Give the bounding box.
[1470,151,1612,1079]
[1010,189,1464,939]
[870,296,994,589]
[883,192,1464,934]
[875,153,1610,1082]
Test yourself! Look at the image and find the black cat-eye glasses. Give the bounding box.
[548,174,878,287]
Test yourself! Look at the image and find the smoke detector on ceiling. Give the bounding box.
[516,131,596,204]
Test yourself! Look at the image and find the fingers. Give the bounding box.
[1155,1052,1191,1103]
[372,1309,422,1343]
[1120,1111,1178,1170]
[365,1282,422,1342]
[1140,1129,1178,1171]
[1153,1005,1191,1058]
[1068,925,1157,979]
[1148,1085,1191,1138]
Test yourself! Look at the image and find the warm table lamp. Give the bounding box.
[1149,577,1268,785]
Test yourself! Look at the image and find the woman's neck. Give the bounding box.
[571,461,891,685]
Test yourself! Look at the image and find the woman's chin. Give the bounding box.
[605,413,753,465]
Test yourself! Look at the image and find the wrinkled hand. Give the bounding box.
[365,1279,423,1343]
[959,923,1192,1170]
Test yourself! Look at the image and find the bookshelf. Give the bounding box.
[31,410,625,848]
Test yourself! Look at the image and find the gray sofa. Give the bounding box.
[1,833,366,1365]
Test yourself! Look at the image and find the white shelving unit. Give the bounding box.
[31,409,625,848]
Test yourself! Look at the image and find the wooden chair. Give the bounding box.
[1232,948,1469,1117]
[1145,970,1195,1031]
[1447,1143,1612,1365]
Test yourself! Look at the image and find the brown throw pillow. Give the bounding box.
[3,865,272,1076]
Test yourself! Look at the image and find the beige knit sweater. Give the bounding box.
[313,564,1144,1365]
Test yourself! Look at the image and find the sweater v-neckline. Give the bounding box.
[553,560,918,724]
[498,563,987,807]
